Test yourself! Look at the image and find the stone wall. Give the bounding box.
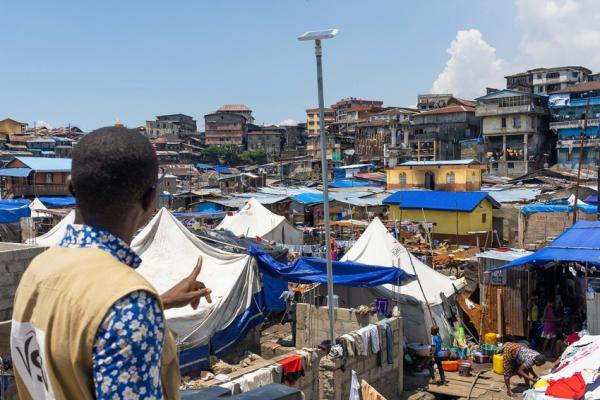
[0,243,46,321]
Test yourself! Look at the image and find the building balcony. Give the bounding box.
[556,137,600,149]
[550,119,599,130]
[8,183,70,197]
[475,104,544,117]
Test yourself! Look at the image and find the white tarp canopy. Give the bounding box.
[339,217,464,342]
[26,210,75,246]
[29,198,51,219]
[131,208,262,372]
[216,197,303,245]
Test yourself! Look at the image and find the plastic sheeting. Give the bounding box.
[131,209,264,373]
[490,220,600,270]
[0,199,30,223]
[27,210,75,246]
[38,196,76,208]
[248,245,415,287]
[217,198,303,245]
[339,217,464,342]
[521,203,598,215]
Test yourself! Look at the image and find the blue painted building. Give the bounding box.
[549,81,600,168]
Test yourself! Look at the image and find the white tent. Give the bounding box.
[131,208,263,373]
[26,210,75,246]
[216,197,303,245]
[29,198,51,219]
[339,217,464,342]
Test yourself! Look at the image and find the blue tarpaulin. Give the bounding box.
[329,179,379,188]
[585,195,598,205]
[521,204,598,215]
[212,165,232,175]
[0,199,30,222]
[195,202,224,214]
[292,192,333,205]
[248,246,415,287]
[490,220,600,271]
[39,196,76,207]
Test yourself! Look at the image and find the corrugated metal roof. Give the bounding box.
[383,190,501,211]
[230,193,289,205]
[485,187,541,203]
[0,168,32,177]
[333,163,375,170]
[13,156,71,172]
[476,249,534,262]
[399,159,478,166]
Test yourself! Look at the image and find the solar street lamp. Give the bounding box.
[298,28,338,342]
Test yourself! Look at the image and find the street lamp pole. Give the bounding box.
[299,29,338,342]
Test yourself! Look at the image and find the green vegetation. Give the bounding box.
[201,145,268,166]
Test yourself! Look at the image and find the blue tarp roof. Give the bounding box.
[0,168,32,178]
[196,163,210,170]
[521,204,597,215]
[490,220,600,271]
[249,246,415,287]
[212,165,232,174]
[585,195,598,204]
[12,157,71,172]
[292,192,333,205]
[328,179,378,189]
[0,199,30,222]
[39,196,76,207]
[383,191,501,212]
[172,211,226,218]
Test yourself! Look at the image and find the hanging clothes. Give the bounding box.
[277,355,305,385]
[546,371,586,399]
[349,370,361,400]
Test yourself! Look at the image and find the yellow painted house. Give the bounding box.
[306,107,334,136]
[383,190,501,245]
[0,118,28,137]
[386,159,486,191]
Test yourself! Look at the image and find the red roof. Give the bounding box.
[452,98,477,107]
[218,104,251,112]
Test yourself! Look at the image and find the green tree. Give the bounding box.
[240,149,268,165]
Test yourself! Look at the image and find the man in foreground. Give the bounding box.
[11,127,211,399]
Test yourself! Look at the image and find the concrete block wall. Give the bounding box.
[0,243,46,321]
[319,317,404,400]
[523,211,596,247]
[295,303,382,349]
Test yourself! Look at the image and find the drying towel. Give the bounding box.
[357,324,381,356]
[277,355,305,385]
[342,334,357,357]
[350,370,361,400]
[546,372,586,399]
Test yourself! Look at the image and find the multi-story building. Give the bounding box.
[204,112,248,148]
[475,89,550,177]
[306,135,341,162]
[145,114,197,139]
[386,159,485,191]
[0,118,27,138]
[549,81,600,168]
[0,156,71,197]
[354,108,417,166]
[217,104,254,124]
[409,98,479,161]
[247,125,284,158]
[329,98,384,136]
[505,66,591,95]
[280,123,307,158]
[305,108,334,135]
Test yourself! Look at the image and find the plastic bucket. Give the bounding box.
[484,332,497,345]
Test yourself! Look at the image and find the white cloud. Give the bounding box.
[276,119,300,126]
[431,29,507,99]
[35,120,52,129]
[431,0,600,99]
[515,0,600,70]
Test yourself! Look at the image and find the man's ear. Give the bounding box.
[141,188,157,212]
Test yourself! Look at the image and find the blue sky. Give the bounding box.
[0,0,548,131]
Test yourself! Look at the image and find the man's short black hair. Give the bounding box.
[71,127,158,212]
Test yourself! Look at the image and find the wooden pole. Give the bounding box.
[497,289,503,338]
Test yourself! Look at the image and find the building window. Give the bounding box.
[501,117,506,128]
[537,73,542,79]
[482,213,487,223]
[470,172,476,183]
[572,71,579,79]
[508,162,515,169]
[513,116,521,128]
[446,171,455,184]
[398,172,407,185]
[546,72,560,79]
[45,173,52,184]
[492,162,499,169]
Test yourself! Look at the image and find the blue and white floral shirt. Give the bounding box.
[60,224,164,399]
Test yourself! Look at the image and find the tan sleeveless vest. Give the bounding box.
[10,247,181,399]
